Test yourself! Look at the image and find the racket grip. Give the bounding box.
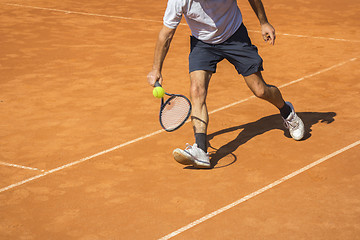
[154,81,162,87]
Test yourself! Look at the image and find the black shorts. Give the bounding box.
[189,24,263,76]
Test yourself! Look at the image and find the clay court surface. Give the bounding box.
[1,0,359,239]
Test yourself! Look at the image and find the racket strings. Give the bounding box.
[161,96,191,131]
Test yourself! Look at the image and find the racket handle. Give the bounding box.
[154,81,162,87]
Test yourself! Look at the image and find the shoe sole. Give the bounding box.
[194,162,211,168]
[173,150,194,165]
[173,150,211,168]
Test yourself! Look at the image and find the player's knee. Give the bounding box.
[190,84,207,101]
[253,87,267,99]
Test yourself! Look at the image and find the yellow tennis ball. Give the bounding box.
[153,86,165,98]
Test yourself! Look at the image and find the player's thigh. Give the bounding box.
[189,36,223,74]
[221,24,264,77]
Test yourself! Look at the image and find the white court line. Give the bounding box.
[0,161,45,172]
[247,30,360,43]
[158,140,360,240]
[0,57,357,194]
[3,3,162,23]
[3,2,360,43]
[0,129,165,193]
[278,57,358,88]
[279,32,360,43]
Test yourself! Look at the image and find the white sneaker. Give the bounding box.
[173,143,211,168]
[282,102,305,141]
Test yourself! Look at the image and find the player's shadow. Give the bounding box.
[185,111,336,170]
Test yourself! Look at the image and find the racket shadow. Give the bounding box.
[205,111,337,169]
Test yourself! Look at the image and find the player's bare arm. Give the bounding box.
[147,25,177,86]
[247,0,276,45]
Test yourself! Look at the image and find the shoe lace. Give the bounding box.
[185,143,193,151]
[283,117,299,130]
[185,143,209,157]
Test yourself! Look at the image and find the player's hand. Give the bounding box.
[147,69,163,87]
[261,23,276,45]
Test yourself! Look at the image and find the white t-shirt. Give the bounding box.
[163,0,243,44]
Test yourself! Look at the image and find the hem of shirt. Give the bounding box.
[163,21,179,29]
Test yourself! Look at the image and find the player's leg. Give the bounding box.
[189,70,212,150]
[243,71,285,109]
[172,35,220,168]
[172,70,212,168]
[222,23,305,140]
[244,71,304,140]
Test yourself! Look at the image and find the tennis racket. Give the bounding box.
[154,82,192,132]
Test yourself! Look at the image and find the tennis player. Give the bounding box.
[147,0,304,168]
